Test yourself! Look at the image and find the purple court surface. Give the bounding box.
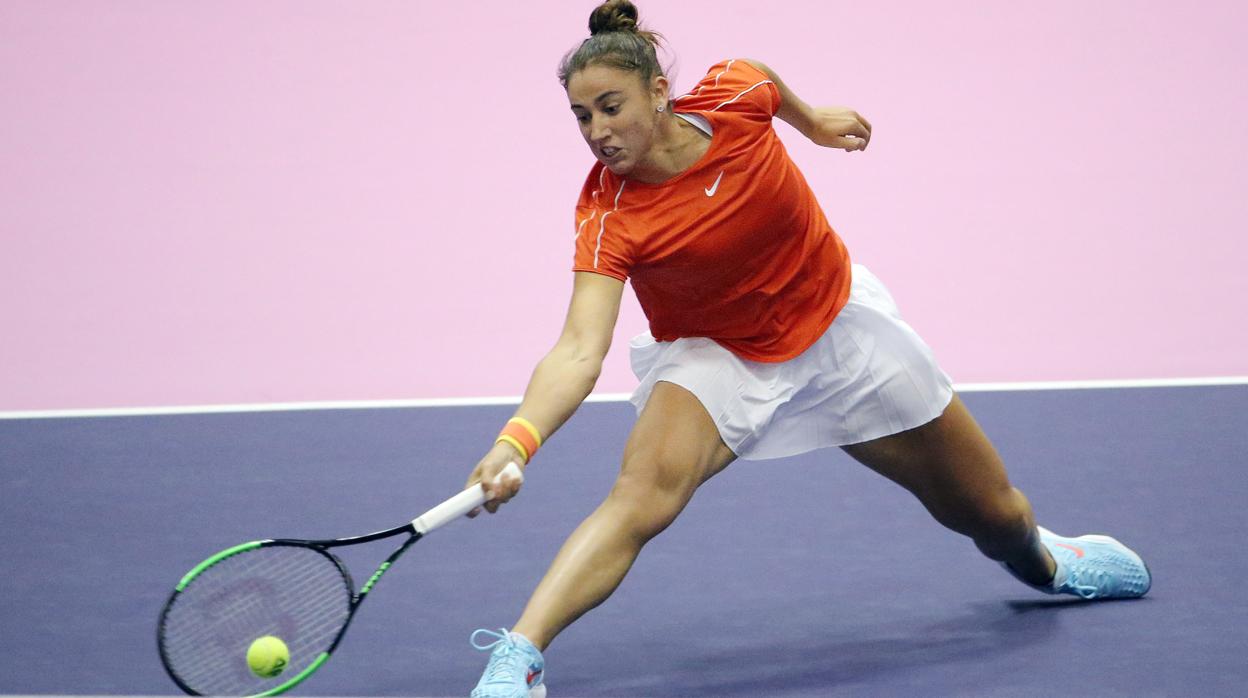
[2,386,1246,697]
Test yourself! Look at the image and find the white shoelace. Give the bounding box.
[471,628,529,686]
[1062,568,1103,599]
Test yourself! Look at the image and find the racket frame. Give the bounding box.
[157,463,521,696]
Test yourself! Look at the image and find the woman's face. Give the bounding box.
[567,64,665,177]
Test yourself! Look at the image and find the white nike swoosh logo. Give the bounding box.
[705,171,724,197]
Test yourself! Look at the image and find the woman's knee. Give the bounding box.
[606,453,701,541]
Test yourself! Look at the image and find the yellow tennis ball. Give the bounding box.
[246,635,290,679]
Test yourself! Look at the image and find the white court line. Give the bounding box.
[953,375,1248,392]
[0,392,628,420]
[0,376,1245,420]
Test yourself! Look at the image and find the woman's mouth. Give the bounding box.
[601,146,621,160]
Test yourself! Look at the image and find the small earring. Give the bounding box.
[656,104,665,112]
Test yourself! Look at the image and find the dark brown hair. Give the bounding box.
[558,0,667,89]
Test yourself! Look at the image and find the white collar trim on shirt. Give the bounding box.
[674,111,713,137]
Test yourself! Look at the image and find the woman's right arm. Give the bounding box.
[467,271,625,512]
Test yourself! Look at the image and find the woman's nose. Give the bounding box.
[589,117,610,141]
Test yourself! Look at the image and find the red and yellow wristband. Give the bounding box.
[496,417,544,464]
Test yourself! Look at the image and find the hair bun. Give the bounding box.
[588,0,640,35]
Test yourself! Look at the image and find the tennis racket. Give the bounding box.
[157,462,523,696]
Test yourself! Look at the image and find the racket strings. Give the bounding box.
[160,544,352,696]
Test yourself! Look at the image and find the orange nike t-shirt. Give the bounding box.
[571,59,852,363]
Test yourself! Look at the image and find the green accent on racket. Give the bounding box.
[360,562,391,595]
[176,541,263,591]
[254,652,329,697]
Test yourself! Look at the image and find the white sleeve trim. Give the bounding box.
[592,180,627,269]
[576,210,597,239]
[675,58,736,102]
[710,79,775,112]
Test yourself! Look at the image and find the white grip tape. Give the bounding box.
[411,462,523,535]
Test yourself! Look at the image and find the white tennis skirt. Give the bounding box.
[628,264,954,460]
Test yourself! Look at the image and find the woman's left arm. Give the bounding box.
[744,59,872,152]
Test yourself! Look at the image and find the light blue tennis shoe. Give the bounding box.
[470,628,547,698]
[1034,526,1152,599]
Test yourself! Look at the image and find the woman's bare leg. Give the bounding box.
[512,381,736,650]
[841,393,1056,585]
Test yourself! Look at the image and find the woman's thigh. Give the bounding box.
[618,380,737,499]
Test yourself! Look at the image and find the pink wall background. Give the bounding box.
[2,1,1245,411]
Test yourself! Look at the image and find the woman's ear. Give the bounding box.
[651,74,670,109]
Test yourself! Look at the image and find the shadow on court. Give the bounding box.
[560,600,1076,696]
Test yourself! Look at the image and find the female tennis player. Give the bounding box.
[464,2,1150,696]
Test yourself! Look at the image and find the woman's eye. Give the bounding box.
[604,105,619,114]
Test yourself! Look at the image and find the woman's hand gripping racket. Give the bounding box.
[157,462,524,696]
